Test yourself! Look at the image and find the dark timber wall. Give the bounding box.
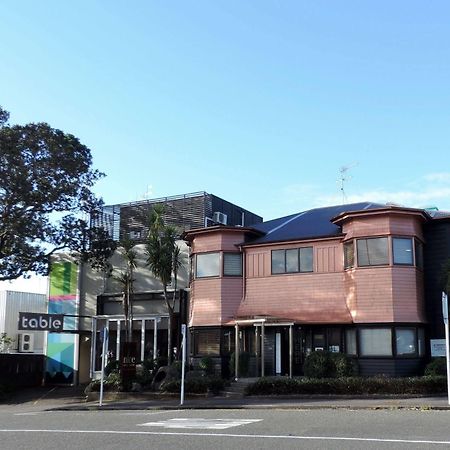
[424,218,450,339]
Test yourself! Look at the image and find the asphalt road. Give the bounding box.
[1,404,450,450]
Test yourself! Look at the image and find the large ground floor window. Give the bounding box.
[92,316,169,374]
[189,323,427,378]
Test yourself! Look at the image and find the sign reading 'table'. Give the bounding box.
[18,312,64,332]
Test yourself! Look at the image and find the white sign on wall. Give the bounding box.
[430,339,446,357]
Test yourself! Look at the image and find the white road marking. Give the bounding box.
[14,413,39,416]
[138,418,262,429]
[0,429,449,445]
[120,411,178,416]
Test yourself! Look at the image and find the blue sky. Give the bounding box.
[1,1,450,223]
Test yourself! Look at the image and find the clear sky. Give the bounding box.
[1,0,450,224]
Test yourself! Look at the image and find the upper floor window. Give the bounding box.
[271,247,313,274]
[357,237,389,266]
[196,252,220,278]
[392,237,413,265]
[223,253,242,276]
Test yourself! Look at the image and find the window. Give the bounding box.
[327,328,341,353]
[357,237,389,266]
[345,329,357,355]
[359,328,392,356]
[344,241,354,269]
[286,249,299,272]
[395,328,416,355]
[415,239,424,270]
[271,247,313,274]
[193,329,220,355]
[223,253,242,276]
[393,238,413,265]
[196,253,220,278]
[300,247,313,272]
[271,250,285,274]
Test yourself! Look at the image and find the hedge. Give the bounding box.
[163,377,226,395]
[244,376,447,396]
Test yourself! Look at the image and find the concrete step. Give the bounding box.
[223,378,258,397]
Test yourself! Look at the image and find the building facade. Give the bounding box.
[46,192,263,384]
[185,203,450,378]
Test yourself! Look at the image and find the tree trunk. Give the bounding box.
[167,309,173,365]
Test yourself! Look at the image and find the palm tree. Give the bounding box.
[146,204,182,364]
[114,237,137,343]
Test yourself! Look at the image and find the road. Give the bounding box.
[1,404,450,450]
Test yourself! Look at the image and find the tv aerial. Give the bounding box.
[338,163,357,204]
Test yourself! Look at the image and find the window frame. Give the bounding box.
[392,237,414,266]
[191,327,221,356]
[223,252,243,277]
[195,252,221,279]
[359,327,393,357]
[271,247,314,275]
[356,237,389,267]
[394,327,417,357]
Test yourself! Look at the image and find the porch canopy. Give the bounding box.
[234,316,295,380]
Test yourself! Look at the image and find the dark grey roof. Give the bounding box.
[247,202,384,245]
[429,210,450,220]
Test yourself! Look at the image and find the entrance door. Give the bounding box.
[275,332,282,374]
[274,328,290,376]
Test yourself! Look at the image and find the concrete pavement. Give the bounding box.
[3,385,449,412]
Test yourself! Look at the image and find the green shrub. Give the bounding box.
[88,371,123,392]
[303,351,356,378]
[244,376,447,396]
[162,376,226,395]
[104,359,119,376]
[424,358,447,377]
[303,351,333,378]
[199,357,214,375]
[329,352,356,377]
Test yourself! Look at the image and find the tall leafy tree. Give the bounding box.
[146,204,182,364]
[0,106,106,280]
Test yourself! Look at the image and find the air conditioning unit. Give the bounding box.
[128,230,141,240]
[18,333,34,353]
[213,211,228,225]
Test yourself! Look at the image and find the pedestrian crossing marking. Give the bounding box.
[138,418,262,430]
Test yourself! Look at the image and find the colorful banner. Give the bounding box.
[45,260,79,384]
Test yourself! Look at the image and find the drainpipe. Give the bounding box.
[289,325,293,378]
[235,324,239,380]
[261,322,265,377]
[240,246,246,301]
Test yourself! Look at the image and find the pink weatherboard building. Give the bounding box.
[184,202,430,378]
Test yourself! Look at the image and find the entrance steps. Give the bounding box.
[222,378,258,398]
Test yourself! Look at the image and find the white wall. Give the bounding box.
[0,290,47,353]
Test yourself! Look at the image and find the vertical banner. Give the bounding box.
[45,260,79,384]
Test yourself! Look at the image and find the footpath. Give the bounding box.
[2,384,450,412]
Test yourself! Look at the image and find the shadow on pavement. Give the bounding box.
[0,385,87,406]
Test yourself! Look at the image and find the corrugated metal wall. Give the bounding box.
[0,291,47,353]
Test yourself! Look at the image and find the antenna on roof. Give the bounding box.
[338,163,357,204]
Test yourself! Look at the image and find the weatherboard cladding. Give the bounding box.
[248,202,383,245]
